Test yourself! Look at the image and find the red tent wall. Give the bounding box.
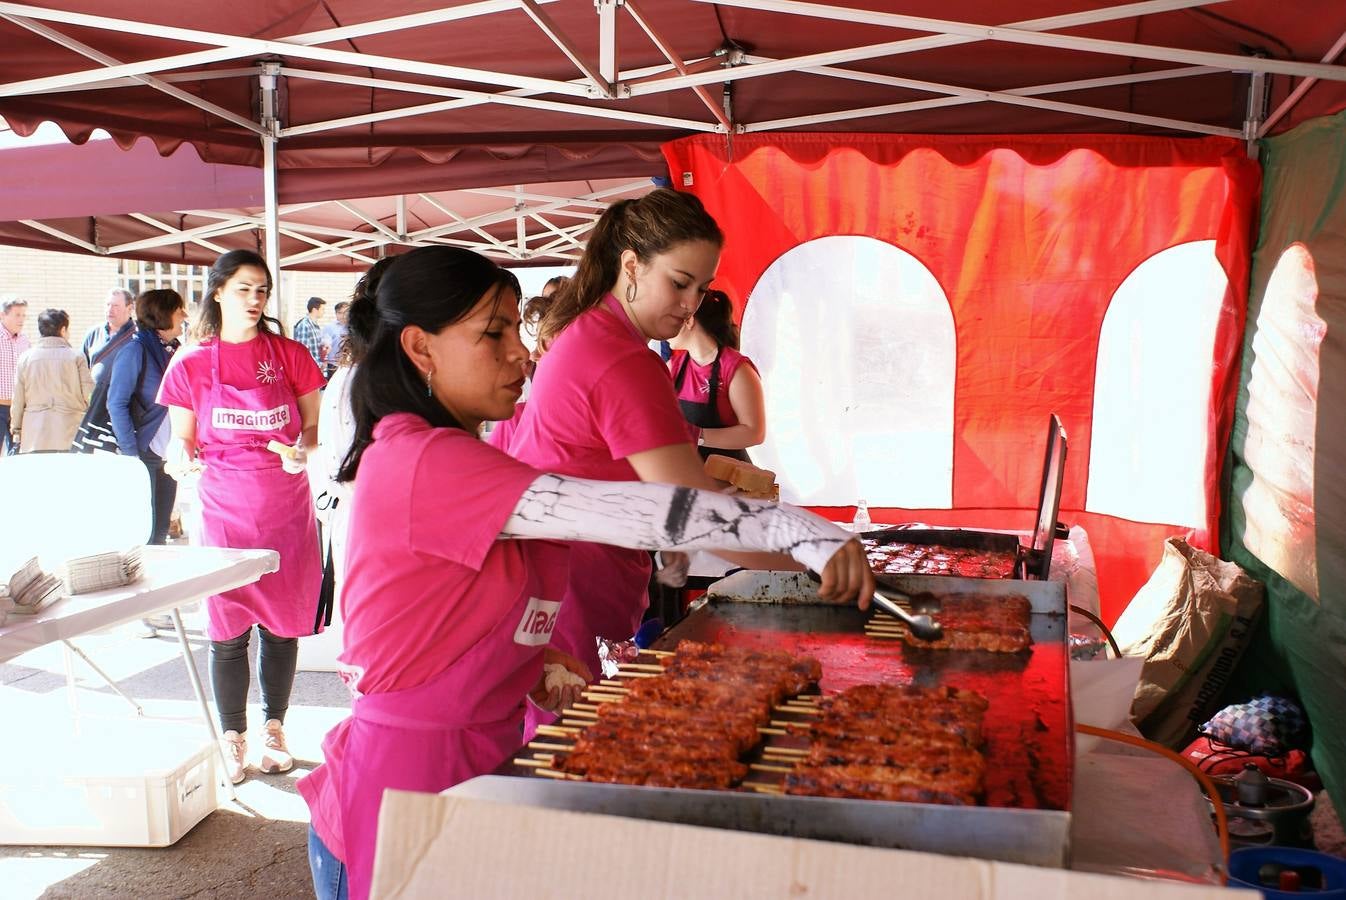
[664,133,1260,623]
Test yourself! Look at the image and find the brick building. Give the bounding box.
[0,246,358,344]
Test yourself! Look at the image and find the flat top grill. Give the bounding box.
[649,587,1070,811]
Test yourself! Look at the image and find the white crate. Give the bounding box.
[0,719,218,847]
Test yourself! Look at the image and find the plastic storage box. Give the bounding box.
[0,719,217,847]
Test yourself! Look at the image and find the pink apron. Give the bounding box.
[196,333,322,641]
[299,541,568,900]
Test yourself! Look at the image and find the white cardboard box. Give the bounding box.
[371,791,1253,899]
[0,718,217,847]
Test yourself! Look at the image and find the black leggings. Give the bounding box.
[210,626,299,734]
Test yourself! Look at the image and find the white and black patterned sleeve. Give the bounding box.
[499,474,851,573]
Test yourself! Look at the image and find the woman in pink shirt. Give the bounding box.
[298,246,873,900]
[159,249,325,785]
[507,189,800,689]
[667,288,765,462]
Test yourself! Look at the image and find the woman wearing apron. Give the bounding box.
[298,246,874,900]
[159,249,325,784]
[667,288,765,463]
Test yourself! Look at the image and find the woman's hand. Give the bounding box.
[529,648,592,712]
[164,437,204,481]
[281,441,308,476]
[815,538,876,610]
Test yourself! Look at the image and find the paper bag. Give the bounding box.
[1112,538,1264,749]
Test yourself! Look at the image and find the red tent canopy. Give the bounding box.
[2,1,1344,176]
[665,132,1260,622]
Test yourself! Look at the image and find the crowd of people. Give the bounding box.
[3,189,879,900]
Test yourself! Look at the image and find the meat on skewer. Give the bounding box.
[784,764,980,805]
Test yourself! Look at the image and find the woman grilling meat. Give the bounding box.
[297,245,874,900]
[667,288,765,462]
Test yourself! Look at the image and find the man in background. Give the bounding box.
[0,298,30,456]
[319,300,349,378]
[82,288,136,388]
[294,296,326,369]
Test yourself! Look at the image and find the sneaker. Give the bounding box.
[258,719,294,774]
[221,730,248,784]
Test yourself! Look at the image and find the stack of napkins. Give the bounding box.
[4,557,66,618]
[61,547,144,596]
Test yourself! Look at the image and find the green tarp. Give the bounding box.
[1225,108,1346,821]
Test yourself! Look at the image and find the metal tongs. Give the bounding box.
[871,588,943,643]
[806,569,943,642]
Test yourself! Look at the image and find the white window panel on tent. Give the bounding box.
[743,236,955,508]
[1086,240,1228,528]
[1238,243,1324,601]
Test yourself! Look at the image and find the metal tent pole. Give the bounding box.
[259,61,283,318]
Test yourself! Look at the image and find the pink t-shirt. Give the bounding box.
[509,296,691,478]
[485,401,526,452]
[338,413,544,695]
[669,346,757,427]
[158,332,325,423]
[506,295,692,667]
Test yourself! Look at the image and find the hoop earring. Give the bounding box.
[425,369,434,398]
[625,281,637,305]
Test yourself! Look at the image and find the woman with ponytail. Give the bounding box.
[297,245,873,900]
[666,288,765,462]
[506,188,796,704]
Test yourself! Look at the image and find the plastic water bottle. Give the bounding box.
[852,499,872,531]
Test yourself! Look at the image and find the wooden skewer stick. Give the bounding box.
[758,726,787,736]
[536,724,581,737]
[535,767,580,781]
[588,684,627,694]
[614,670,660,678]
[514,758,550,768]
[743,783,784,794]
[563,709,599,721]
[750,762,796,773]
[599,679,626,687]
[777,703,819,714]
[581,691,622,704]
[762,747,809,757]
[572,702,601,711]
[771,720,807,729]
[639,648,674,657]
[616,663,665,672]
[528,741,574,753]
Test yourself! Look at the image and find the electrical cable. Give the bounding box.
[1076,723,1230,883]
[1068,604,1122,659]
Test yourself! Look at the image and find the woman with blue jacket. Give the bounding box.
[108,288,187,545]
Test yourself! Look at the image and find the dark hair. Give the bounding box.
[333,301,350,314]
[306,297,325,313]
[195,250,277,340]
[337,247,515,482]
[542,275,568,295]
[134,289,186,332]
[37,308,68,337]
[539,189,723,343]
[341,256,399,367]
[692,289,739,350]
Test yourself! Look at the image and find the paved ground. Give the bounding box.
[1,605,349,899]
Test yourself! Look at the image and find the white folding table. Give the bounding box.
[0,545,279,799]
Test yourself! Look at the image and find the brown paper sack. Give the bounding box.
[1112,538,1264,749]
